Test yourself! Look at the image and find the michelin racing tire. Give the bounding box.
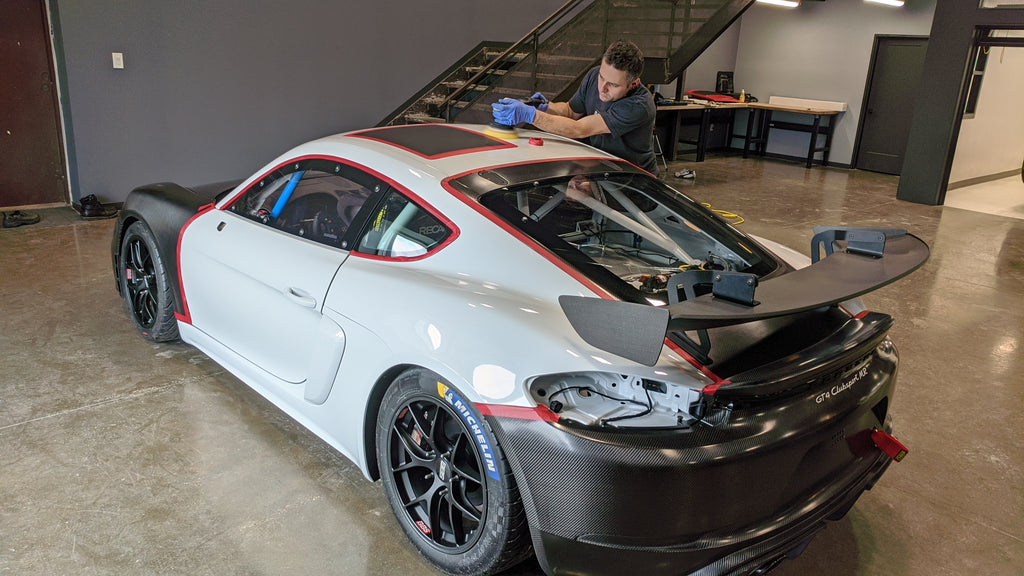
[376,368,531,575]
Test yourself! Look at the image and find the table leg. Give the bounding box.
[806,115,821,169]
[759,110,772,156]
[665,109,680,162]
[822,115,835,166]
[697,108,711,162]
[743,108,755,159]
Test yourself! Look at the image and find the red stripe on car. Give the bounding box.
[477,403,560,423]
[174,202,216,324]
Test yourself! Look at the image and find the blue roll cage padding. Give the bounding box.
[270,170,306,219]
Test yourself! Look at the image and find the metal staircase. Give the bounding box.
[380,0,756,127]
[379,41,514,127]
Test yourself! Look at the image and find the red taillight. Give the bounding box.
[871,429,908,462]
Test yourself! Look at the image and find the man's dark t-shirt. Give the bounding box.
[568,66,658,174]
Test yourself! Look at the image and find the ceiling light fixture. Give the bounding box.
[866,0,905,6]
[756,0,801,7]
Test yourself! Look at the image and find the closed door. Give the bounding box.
[856,37,929,175]
[0,0,67,207]
[180,208,350,385]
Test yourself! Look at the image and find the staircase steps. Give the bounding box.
[404,113,448,124]
[380,0,756,127]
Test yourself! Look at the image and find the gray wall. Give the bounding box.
[682,21,742,94]
[733,0,937,165]
[53,0,564,203]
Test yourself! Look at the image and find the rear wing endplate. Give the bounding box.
[560,228,929,366]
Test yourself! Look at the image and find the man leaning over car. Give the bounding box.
[492,40,659,176]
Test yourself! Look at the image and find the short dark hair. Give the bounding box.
[603,41,644,82]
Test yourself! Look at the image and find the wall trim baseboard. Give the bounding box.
[948,168,1022,191]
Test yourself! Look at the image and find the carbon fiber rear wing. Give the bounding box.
[560,228,929,366]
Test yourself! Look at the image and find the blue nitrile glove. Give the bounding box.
[492,98,537,126]
[531,92,549,112]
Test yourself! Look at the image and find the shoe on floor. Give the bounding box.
[75,194,118,219]
[674,169,696,179]
[2,210,41,228]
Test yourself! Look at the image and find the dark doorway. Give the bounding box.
[855,36,929,175]
[0,0,67,208]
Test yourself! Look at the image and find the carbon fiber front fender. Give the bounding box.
[111,182,227,317]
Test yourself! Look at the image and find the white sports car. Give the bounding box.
[112,123,927,576]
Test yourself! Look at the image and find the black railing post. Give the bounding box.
[668,1,679,59]
[531,32,539,94]
[602,0,609,49]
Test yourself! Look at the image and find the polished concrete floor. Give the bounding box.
[945,174,1024,221]
[2,155,1022,576]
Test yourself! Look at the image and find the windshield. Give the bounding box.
[478,171,778,305]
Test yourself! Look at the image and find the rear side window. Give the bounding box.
[478,172,778,305]
[356,191,451,258]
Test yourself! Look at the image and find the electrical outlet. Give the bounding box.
[112,52,124,69]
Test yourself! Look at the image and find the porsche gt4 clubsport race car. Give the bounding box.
[111,123,927,576]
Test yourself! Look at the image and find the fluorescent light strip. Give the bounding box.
[866,0,905,6]
[756,0,800,6]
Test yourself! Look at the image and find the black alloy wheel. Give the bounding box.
[376,369,531,576]
[125,234,158,328]
[119,221,178,341]
[388,396,487,551]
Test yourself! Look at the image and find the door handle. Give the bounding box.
[286,287,317,308]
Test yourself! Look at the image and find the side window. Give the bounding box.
[229,162,378,249]
[356,191,451,258]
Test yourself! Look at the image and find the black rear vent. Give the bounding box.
[872,396,889,425]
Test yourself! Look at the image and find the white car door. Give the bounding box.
[179,161,379,401]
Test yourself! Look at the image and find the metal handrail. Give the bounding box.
[378,41,512,126]
[438,0,594,120]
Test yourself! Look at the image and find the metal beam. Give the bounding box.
[897,0,1024,205]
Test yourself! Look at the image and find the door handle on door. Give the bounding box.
[286,287,317,308]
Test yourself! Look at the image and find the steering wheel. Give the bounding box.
[311,210,344,245]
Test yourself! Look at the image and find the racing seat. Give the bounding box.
[335,188,371,231]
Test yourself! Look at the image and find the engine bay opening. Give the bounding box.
[527,372,730,429]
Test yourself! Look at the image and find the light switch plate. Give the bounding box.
[112,52,124,69]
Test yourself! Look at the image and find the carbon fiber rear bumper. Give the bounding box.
[535,453,890,576]
[485,348,898,576]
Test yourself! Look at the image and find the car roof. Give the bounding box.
[290,123,624,182]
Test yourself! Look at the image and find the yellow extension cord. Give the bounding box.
[701,202,745,225]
